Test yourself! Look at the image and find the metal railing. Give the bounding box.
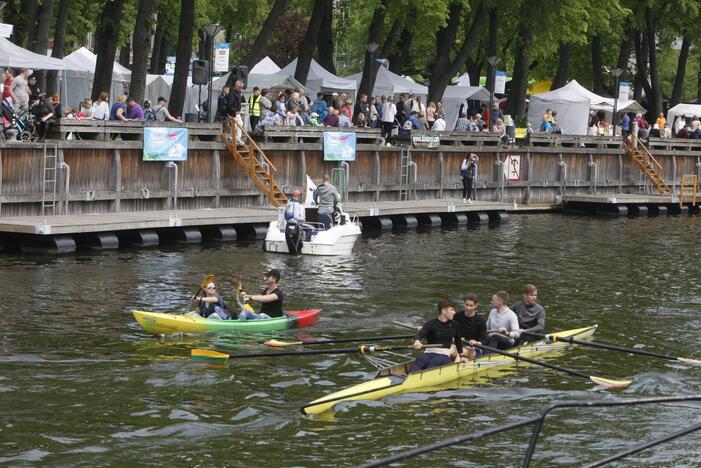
[360,395,701,468]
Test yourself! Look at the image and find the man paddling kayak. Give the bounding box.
[239,269,284,320]
[411,299,464,372]
[511,284,546,338]
[485,291,521,350]
[191,282,231,320]
[453,293,488,360]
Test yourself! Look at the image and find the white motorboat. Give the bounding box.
[263,209,362,256]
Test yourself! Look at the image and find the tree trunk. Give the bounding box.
[129,0,157,104]
[149,17,164,74]
[119,40,131,69]
[698,52,701,103]
[46,0,71,96]
[484,7,498,91]
[91,0,127,101]
[551,43,570,90]
[591,35,604,94]
[14,0,38,48]
[428,0,486,103]
[506,13,532,117]
[633,30,651,102]
[670,36,690,106]
[294,0,327,86]
[244,0,290,69]
[31,0,54,53]
[616,26,634,71]
[316,0,336,74]
[380,18,402,58]
[388,25,413,75]
[356,0,389,100]
[168,0,195,118]
[645,7,662,117]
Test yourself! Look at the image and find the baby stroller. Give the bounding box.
[1,98,34,141]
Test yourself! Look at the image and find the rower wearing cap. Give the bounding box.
[191,282,231,320]
[239,269,284,320]
[410,299,464,372]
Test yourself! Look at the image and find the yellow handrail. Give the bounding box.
[627,134,663,175]
[226,117,278,173]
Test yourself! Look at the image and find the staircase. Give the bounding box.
[625,135,672,195]
[41,143,58,215]
[220,119,287,207]
[680,174,698,207]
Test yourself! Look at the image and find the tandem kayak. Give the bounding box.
[302,325,597,415]
[132,309,321,335]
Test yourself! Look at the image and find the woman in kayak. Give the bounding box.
[239,269,284,320]
[191,282,231,320]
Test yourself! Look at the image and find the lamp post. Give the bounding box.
[202,24,224,123]
[366,42,379,98]
[612,67,625,137]
[487,56,500,133]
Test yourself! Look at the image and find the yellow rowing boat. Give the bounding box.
[302,325,597,415]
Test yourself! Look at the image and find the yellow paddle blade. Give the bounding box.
[589,376,632,389]
[264,339,302,347]
[677,357,701,366]
[191,348,229,360]
[200,274,215,289]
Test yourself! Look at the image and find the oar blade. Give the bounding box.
[191,348,229,361]
[264,339,302,347]
[589,375,632,389]
[677,357,701,366]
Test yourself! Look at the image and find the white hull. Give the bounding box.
[264,218,361,256]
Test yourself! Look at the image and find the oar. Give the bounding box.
[192,344,439,361]
[264,334,416,348]
[393,320,421,331]
[474,343,632,389]
[524,332,701,366]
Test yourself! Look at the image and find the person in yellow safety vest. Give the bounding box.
[249,87,261,131]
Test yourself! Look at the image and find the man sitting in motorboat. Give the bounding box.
[191,282,231,320]
[239,269,284,320]
[410,299,465,372]
[312,174,340,229]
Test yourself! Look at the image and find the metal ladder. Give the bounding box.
[41,143,58,216]
[399,148,411,201]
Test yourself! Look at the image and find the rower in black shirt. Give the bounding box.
[410,299,464,372]
[453,293,488,360]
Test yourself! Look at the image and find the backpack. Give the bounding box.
[144,107,157,122]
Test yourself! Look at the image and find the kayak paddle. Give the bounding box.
[192,274,215,301]
[524,332,701,366]
[474,343,632,389]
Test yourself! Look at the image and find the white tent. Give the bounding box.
[0,37,67,70]
[249,56,281,75]
[144,74,172,105]
[662,103,701,128]
[528,80,646,135]
[442,86,491,131]
[344,66,427,99]
[456,73,470,87]
[63,47,131,107]
[279,58,356,97]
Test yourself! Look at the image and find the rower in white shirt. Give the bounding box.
[485,291,521,350]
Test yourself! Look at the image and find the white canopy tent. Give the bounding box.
[344,66,427,99]
[528,80,646,135]
[666,103,701,128]
[279,58,356,97]
[63,47,131,107]
[442,85,491,131]
[0,37,68,70]
[144,74,173,105]
[455,72,470,87]
[249,56,281,75]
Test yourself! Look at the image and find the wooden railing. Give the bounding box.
[626,134,672,195]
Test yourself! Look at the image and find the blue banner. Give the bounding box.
[143,128,189,161]
[323,131,356,161]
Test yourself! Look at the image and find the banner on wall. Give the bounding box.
[214,43,230,73]
[412,133,440,148]
[323,131,356,161]
[143,128,189,161]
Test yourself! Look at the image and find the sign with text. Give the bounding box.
[0,23,13,38]
[412,133,440,148]
[323,131,356,161]
[143,128,189,161]
[504,154,521,180]
[214,43,230,73]
[495,71,507,94]
[618,81,631,101]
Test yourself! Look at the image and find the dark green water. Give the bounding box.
[1,214,700,467]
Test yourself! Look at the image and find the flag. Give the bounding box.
[304,175,317,207]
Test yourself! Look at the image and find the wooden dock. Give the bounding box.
[563,193,699,216]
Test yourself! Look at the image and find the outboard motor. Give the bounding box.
[285,220,303,254]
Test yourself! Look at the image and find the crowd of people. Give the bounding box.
[411,284,546,371]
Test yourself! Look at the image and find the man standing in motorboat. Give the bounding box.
[511,284,546,341]
[239,269,284,320]
[410,299,465,372]
[313,174,340,229]
[190,281,231,320]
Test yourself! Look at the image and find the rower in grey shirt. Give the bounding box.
[511,284,545,335]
